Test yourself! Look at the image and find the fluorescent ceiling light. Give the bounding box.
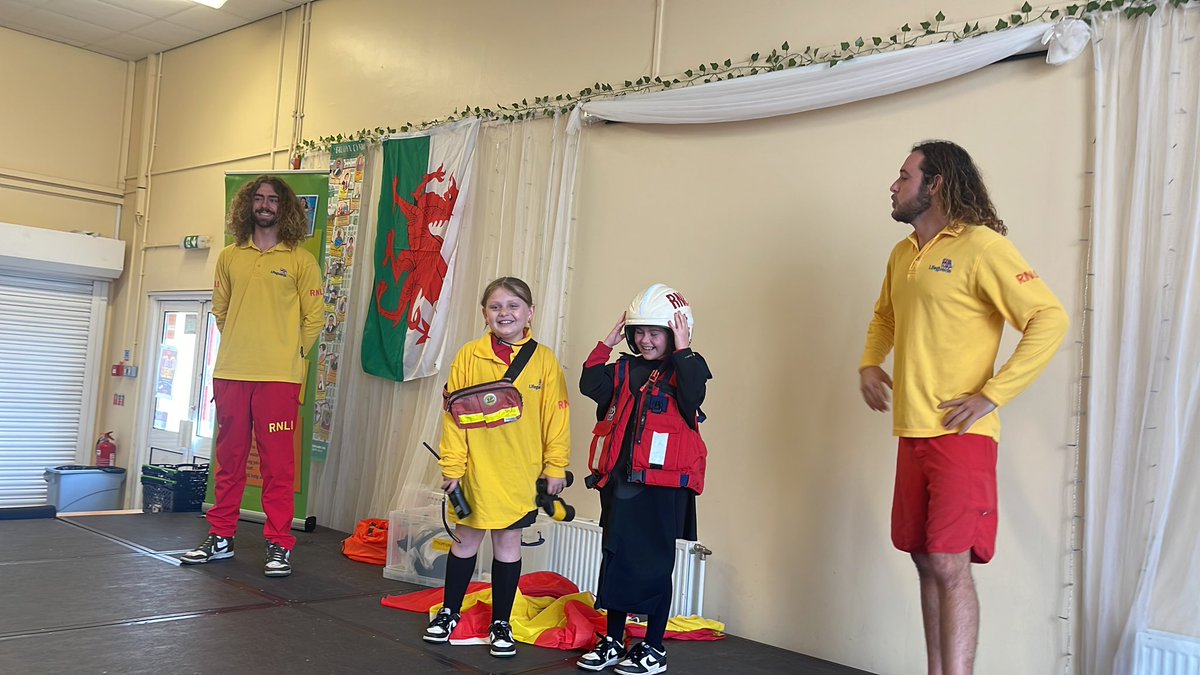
[190,0,229,8]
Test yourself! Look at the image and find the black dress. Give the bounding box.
[579,346,711,616]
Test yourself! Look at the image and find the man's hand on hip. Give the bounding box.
[938,393,997,434]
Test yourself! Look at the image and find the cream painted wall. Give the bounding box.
[0,26,130,235]
[153,17,302,175]
[302,0,656,140]
[71,1,1088,672]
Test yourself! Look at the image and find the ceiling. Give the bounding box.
[0,0,308,61]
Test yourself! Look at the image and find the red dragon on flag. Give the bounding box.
[375,166,459,344]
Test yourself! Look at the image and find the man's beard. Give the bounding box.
[891,188,932,224]
[254,210,278,228]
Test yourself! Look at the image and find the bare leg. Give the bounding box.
[490,529,523,563]
[449,524,486,558]
[912,553,943,675]
[915,552,978,675]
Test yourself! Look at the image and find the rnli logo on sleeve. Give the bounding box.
[270,268,289,278]
[928,258,953,274]
[483,393,498,406]
[1016,270,1040,284]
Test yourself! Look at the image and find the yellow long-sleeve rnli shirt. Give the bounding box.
[440,332,571,530]
[212,241,324,383]
[860,223,1068,441]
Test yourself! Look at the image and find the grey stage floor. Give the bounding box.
[0,511,871,674]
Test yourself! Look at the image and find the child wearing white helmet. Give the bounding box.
[576,283,712,675]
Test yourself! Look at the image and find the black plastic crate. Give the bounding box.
[140,463,208,513]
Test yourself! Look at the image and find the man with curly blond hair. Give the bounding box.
[859,141,1068,675]
[181,176,323,577]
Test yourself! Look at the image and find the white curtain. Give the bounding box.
[310,113,580,531]
[1084,3,1200,674]
[574,21,1068,129]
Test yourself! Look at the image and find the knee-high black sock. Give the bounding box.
[606,610,628,642]
[442,551,477,613]
[644,613,668,651]
[491,558,522,623]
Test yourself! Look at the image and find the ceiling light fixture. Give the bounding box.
[189,0,229,8]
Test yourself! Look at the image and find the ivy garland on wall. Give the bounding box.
[294,0,1189,157]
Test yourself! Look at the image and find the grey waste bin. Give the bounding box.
[43,465,126,512]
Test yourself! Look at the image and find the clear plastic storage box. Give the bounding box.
[383,493,556,587]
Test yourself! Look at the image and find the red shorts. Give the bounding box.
[891,434,998,564]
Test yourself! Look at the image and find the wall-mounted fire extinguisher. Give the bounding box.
[95,432,117,467]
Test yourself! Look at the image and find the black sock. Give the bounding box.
[491,558,522,623]
[606,610,627,642]
[644,613,668,651]
[442,551,476,613]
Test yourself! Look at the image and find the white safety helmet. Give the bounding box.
[624,283,694,354]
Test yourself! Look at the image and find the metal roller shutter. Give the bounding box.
[0,273,98,507]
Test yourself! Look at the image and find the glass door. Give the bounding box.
[145,298,220,466]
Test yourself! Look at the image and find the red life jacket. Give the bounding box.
[587,358,707,494]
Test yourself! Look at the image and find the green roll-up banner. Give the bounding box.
[207,170,329,531]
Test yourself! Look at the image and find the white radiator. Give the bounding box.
[1134,630,1200,675]
[543,517,710,617]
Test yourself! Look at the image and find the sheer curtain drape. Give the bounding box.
[310,113,580,531]
[572,21,1063,129]
[1084,3,1200,674]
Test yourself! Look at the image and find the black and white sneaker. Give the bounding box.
[423,607,460,643]
[614,642,667,675]
[263,542,292,577]
[489,620,517,658]
[578,634,627,671]
[179,534,234,564]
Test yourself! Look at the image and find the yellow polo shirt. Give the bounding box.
[212,241,324,383]
[860,223,1068,440]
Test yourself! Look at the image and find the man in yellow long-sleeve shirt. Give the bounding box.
[859,141,1068,675]
[181,176,324,577]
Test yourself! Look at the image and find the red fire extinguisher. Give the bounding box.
[95,432,117,467]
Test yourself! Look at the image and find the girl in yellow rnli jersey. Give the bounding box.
[422,277,570,659]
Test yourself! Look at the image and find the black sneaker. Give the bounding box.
[578,634,627,671]
[489,620,517,658]
[263,542,292,577]
[614,642,667,675]
[423,607,460,643]
[179,534,234,564]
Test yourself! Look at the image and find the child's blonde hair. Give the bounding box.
[480,277,534,307]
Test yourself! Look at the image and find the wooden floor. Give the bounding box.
[0,511,871,674]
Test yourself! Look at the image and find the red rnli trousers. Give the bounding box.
[209,379,301,549]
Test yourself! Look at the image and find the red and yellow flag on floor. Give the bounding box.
[381,571,725,650]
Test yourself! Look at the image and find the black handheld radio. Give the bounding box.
[422,442,471,519]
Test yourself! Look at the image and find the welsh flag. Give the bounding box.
[362,118,479,381]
